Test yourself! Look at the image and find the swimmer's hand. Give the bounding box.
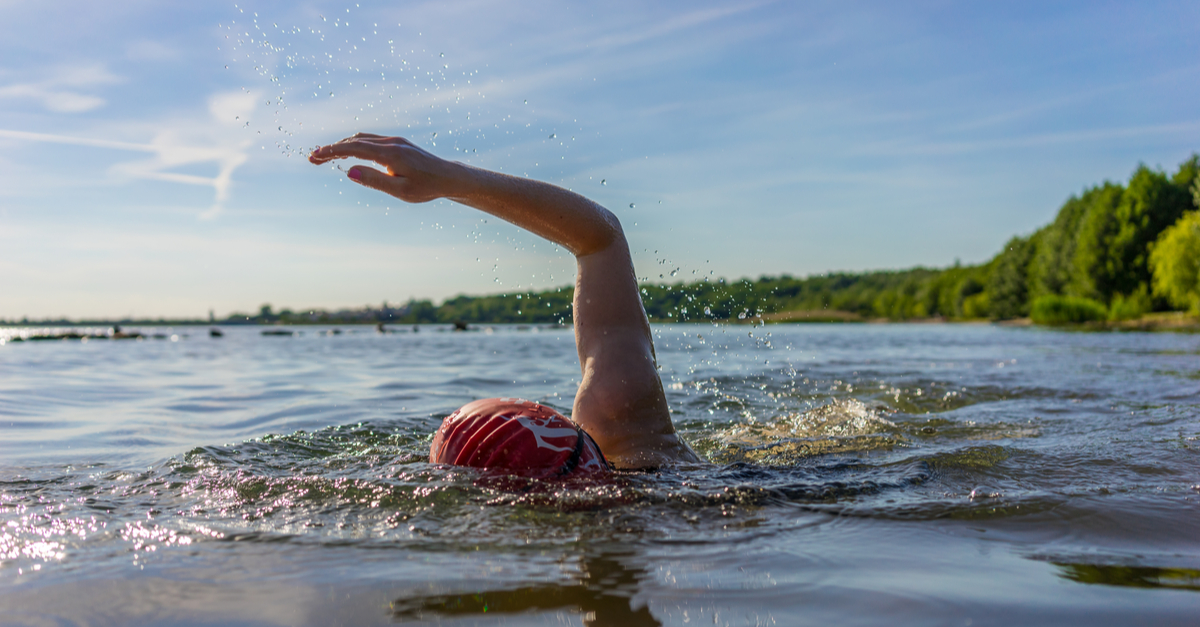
[308,134,462,204]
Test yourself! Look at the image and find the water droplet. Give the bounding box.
[601,179,606,185]
[265,100,270,105]
[704,307,712,316]
[225,65,229,69]
[432,132,437,138]
[629,203,635,209]
[440,52,444,57]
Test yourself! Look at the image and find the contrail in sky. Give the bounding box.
[0,127,249,219]
[0,128,156,152]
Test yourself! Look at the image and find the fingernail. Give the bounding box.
[348,168,362,181]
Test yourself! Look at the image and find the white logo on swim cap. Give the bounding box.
[578,453,604,470]
[512,415,577,452]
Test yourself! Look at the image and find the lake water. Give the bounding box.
[1,323,1198,626]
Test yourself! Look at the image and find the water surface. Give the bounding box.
[1,323,1198,625]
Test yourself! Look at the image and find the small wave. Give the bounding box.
[700,399,905,465]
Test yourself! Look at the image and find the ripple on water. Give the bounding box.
[0,411,945,570]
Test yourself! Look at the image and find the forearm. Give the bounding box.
[445,164,621,257]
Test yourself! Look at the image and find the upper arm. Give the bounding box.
[568,223,698,468]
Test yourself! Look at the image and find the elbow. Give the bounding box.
[596,207,625,249]
[575,207,625,257]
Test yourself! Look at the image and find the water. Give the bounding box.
[1,323,1198,626]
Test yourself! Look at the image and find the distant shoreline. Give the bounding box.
[3,310,1196,333]
[754,309,1200,332]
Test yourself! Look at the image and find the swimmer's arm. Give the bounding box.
[570,241,701,468]
[310,134,620,256]
[309,135,699,468]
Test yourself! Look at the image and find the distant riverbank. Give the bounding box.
[4,310,1197,338]
[757,308,1200,332]
[997,310,1200,332]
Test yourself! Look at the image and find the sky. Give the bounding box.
[2,0,1198,320]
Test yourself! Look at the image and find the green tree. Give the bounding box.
[1107,165,1193,298]
[988,234,1036,319]
[953,275,985,318]
[1148,210,1200,313]
[1028,192,1090,299]
[1171,153,1198,189]
[1070,182,1125,301]
[1194,168,1200,208]
[399,299,438,323]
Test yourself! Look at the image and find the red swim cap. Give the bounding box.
[430,398,609,478]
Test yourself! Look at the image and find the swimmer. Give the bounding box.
[310,134,700,472]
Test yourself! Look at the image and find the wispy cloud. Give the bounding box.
[943,63,1200,135]
[0,128,153,152]
[0,90,255,218]
[861,120,1200,157]
[0,63,122,113]
[583,1,775,51]
[106,132,250,220]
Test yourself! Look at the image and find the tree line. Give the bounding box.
[340,153,1200,326]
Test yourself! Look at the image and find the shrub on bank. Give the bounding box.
[961,292,991,319]
[1108,286,1152,321]
[1031,295,1108,325]
[1149,210,1200,314]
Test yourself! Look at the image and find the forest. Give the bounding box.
[378,154,1199,326]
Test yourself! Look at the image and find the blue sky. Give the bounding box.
[2,0,1198,319]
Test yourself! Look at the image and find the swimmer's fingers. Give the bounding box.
[308,138,397,165]
[346,157,448,204]
[308,134,416,163]
[343,164,418,201]
[310,134,461,203]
